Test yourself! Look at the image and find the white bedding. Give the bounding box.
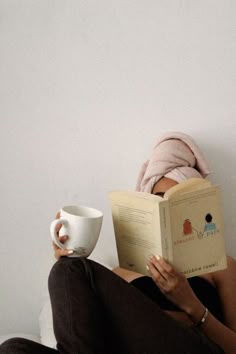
[0,333,40,345]
[39,295,57,349]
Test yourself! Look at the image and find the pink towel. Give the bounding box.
[136,132,210,193]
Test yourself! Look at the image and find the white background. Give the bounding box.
[1,0,236,335]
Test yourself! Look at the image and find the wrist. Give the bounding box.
[194,308,209,327]
[184,302,206,325]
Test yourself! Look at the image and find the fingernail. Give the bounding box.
[149,255,155,262]
[68,250,74,255]
[155,255,161,260]
[146,265,149,271]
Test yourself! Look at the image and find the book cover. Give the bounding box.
[109,179,227,278]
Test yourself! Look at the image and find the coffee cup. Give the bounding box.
[50,205,103,257]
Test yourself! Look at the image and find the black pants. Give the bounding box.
[0,257,224,354]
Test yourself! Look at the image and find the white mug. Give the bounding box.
[50,205,103,257]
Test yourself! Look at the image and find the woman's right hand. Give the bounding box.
[52,212,74,259]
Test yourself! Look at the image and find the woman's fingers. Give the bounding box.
[56,223,62,234]
[52,211,72,259]
[148,255,175,280]
[52,236,68,250]
[147,261,167,287]
[52,235,74,259]
[59,235,68,243]
[147,255,199,311]
[147,255,180,293]
[54,247,74,259]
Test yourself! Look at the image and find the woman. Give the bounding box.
[1,132,236,353]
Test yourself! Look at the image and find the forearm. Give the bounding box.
[147,255,236,353]
[186,302,236,354]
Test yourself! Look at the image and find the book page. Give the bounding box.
[109,191,166,274]
[169,186,226,278]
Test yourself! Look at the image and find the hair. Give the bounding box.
[205,213,213,223]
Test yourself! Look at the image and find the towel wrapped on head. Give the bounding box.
[136,132,210,193]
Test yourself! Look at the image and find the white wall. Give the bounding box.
[1,0,236,335]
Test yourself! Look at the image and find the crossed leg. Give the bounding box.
[0,257,223,354]
[48,257,222,354]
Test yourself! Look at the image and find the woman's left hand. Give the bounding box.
[147,255,200,314]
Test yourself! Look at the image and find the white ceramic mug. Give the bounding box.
[50,205,103,257]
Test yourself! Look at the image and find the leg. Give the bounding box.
[49,257,223,354]
[0,338,57,354]
[49,257,122,354]
[112,266,143,282]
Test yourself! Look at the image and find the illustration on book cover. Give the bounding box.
[182,212,219,240]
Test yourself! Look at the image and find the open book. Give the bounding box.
[109,178,227,278]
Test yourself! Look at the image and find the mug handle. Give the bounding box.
[50,218,68,249]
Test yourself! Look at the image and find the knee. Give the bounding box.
[48,258,68,292]
[48,257,89,292]
[48,258,64,282]
[0,338,27,353]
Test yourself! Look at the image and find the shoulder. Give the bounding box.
[210,255,236,287]
[199,256,236,286]
[201,255,236,331]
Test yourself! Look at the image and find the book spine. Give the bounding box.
[159,201,172,262]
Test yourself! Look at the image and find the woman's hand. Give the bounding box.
[147,255,201,315]
[53,212,74,259]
